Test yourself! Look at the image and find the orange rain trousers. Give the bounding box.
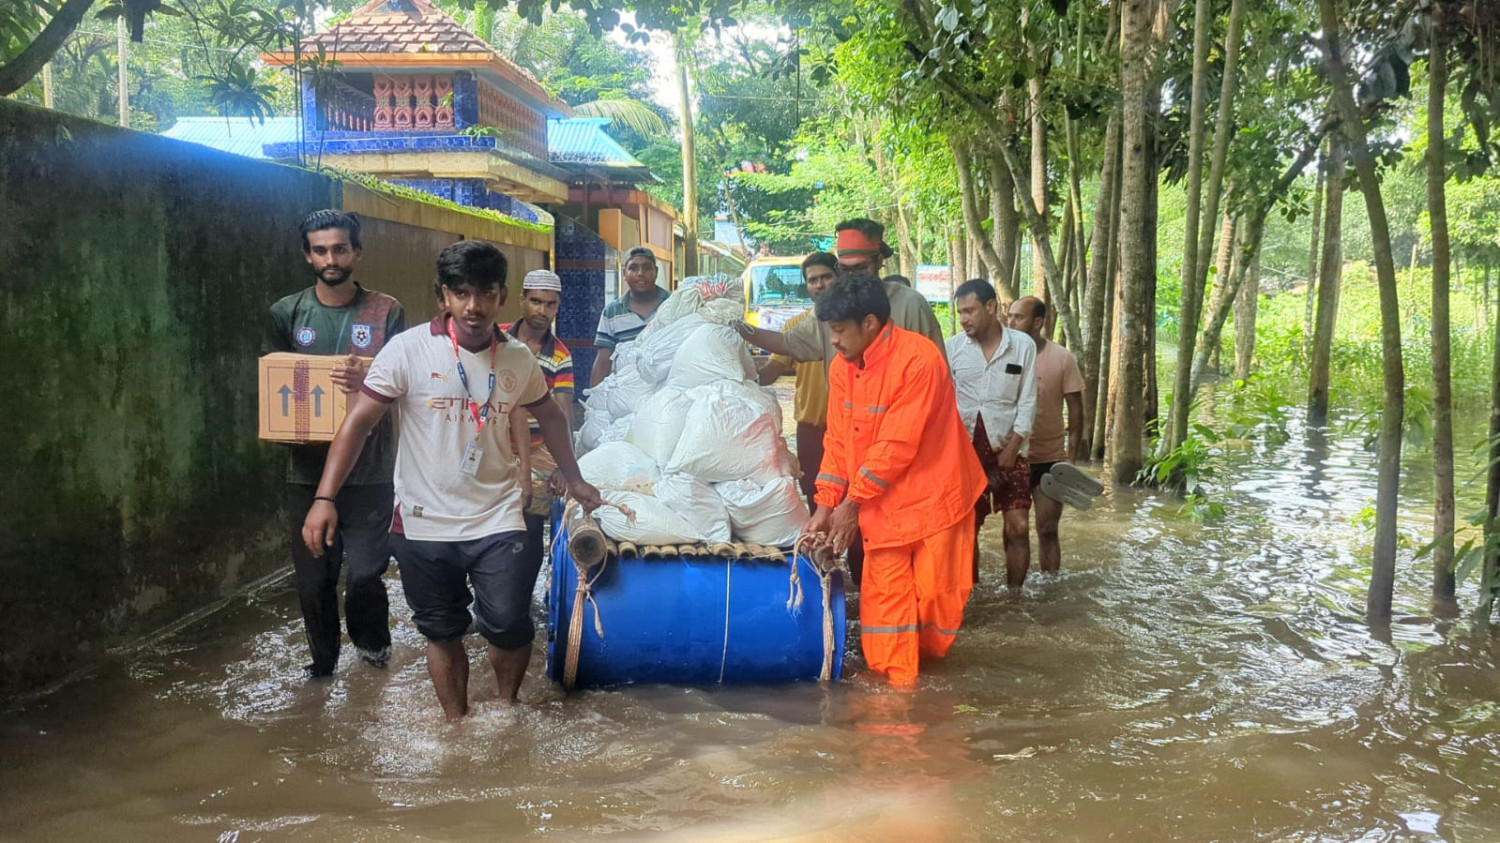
[858,511,976,687]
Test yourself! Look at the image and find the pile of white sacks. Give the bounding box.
[575,275,809,547]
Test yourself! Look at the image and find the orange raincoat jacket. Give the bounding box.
[814,324,986,548]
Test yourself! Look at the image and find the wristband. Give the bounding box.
[313,495,337,505]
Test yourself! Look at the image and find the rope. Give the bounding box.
[719,558,733,684]
[792,534,839,682]
[561,500,608,691]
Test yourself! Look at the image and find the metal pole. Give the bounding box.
[117,16,129,127]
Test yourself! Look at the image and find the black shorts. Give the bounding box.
[391,530,539,650]
[1029,461,1062,490]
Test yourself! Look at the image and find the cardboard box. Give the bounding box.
[258,353,353,442]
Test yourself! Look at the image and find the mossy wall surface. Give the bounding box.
[0,100,344,695]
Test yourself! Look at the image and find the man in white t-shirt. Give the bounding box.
[303,240,604,720]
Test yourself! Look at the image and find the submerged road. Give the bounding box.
[3,406,1500,840]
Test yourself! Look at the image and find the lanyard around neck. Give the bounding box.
[447,318,499,436]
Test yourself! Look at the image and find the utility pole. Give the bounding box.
[674,32,699,278]
[117,15,129,127]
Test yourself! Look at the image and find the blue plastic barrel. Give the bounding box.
[546,514,846,688]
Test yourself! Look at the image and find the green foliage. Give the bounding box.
[1221,377,1292,443]
[197,60,276,121]
[335,169,553,234]
[1140,424,1221,498]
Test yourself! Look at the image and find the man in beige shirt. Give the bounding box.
[755,252,838,505]
[1008,296,1085,575]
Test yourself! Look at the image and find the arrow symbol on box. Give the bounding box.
[311,385,325,417]
[278,385,292,415]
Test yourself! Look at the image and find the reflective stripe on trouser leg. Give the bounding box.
[914,511,975,659]
[859,542,921,686]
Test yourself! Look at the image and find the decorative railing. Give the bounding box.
[371,73,455,131]
[319,76,378,132]
[477,81,546,159]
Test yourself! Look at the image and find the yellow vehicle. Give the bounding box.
[742,254,814,331]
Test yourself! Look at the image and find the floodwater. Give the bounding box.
[5,402,1500,841]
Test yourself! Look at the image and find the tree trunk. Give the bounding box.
[0,0,98,96]
[1095,194,1123,462]
[1065,111,1088,311]
[1054,196,1076,340]
[1103,265,1125,464]
[1083,116,1122,456]
[1304,145,1326,361]
[1030,72,1049,294]
[952,139,1018,300]
[1142,114,1162,442]
[990,152,1021,293]
[1308,137,1347,424]
[996,143,1084,350]
[1233,245,1260,380]
[1191,135,1323,393]
[1112,0,1159,483]
[1194,213,1239,379]
[1428,0,1457,607]
[1318,0,1405,623]
[1169,0,1216,447]
[1483,276,1500,621]
[1169,0,1247,447]
[675,34,700,278]
[895,205,919,277]
[870,134,920,275]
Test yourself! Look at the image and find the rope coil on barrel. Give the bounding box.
[561,500,611,691]
[792,533,842,682]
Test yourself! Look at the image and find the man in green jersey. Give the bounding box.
[262,210,406,678]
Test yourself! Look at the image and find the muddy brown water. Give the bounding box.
[4,403,1500,841]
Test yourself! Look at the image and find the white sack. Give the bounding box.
[635,314,705,384]
[654,472,733,543]
[626,387,692,463]
[652,275,744,328]
[667,382,796,483]
[696,296,745,326]
[715,476,810,548]
[651,285,702,329]
[577,440,660,493]
[665,323,757,390]
[605,363,655,420]
[594,491,701,545]
[577,409,631,453]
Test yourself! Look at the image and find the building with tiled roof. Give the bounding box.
[260,0,572,207]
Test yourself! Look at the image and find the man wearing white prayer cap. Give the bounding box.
[504,268,574,573]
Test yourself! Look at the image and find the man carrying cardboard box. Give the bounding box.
[262,210,407,679]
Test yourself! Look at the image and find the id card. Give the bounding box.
[460,441,483,477]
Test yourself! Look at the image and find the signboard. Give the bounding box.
[915,264,953,303]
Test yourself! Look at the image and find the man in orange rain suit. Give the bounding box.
[804,274,987,688]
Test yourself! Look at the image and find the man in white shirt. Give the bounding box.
[945,279,1037,593]
[303,241,604,720]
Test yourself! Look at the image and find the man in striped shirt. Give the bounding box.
[504,270,575,576]
[590,246,669,385]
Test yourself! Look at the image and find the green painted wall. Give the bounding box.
[0,100,344,696]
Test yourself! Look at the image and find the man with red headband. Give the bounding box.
[737,218,944,369]
[832,218,894,276]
